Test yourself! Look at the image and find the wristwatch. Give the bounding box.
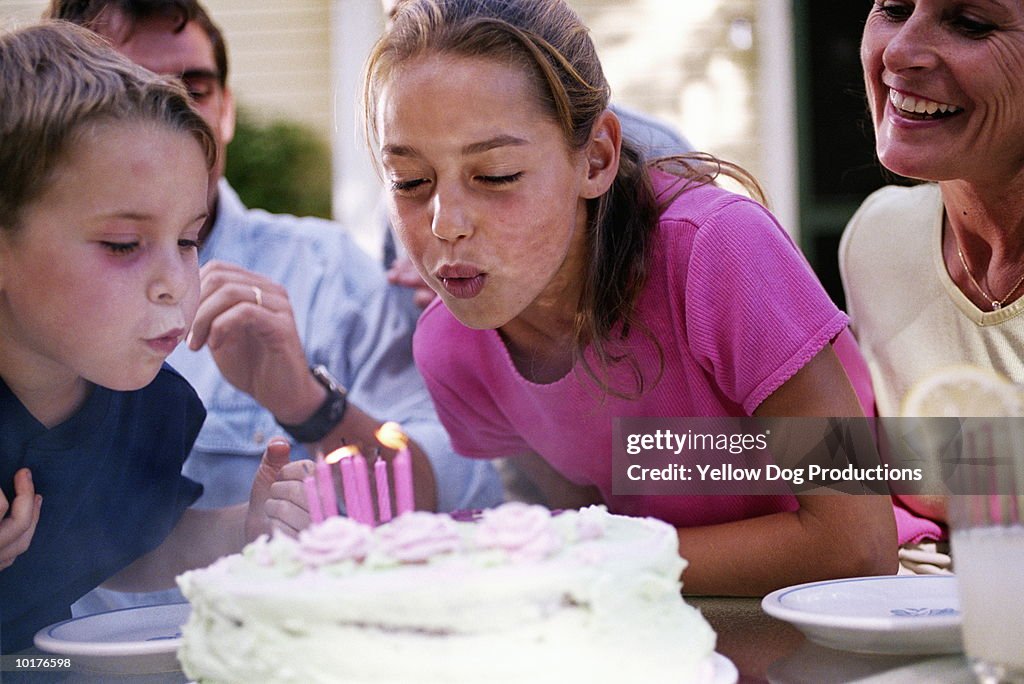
[278,364,348,443]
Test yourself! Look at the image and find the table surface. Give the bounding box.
[10,597,976,683]
[691,596,975,683]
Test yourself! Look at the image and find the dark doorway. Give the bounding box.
[793,0,893,309]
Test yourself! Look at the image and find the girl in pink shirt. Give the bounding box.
[363,0,897,594]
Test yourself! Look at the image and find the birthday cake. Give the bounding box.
[177,503,717,683]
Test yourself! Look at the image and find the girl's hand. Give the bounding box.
[0,468,41,570]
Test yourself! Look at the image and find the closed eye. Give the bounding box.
[477,172,523,186]
[178,239,201,250]
[391,178,430,193]
[102,241,139,255]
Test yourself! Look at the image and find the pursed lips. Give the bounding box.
[145,327,186,353]
[434,264,487,299]
[435,263,484,280]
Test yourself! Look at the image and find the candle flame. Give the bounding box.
[375,421,409,450]
[325,445,360,464]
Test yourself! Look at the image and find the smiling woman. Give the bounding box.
[363,0,901,597]
[860,0,1024,188]
[840,0,1024,568]
[841,0,1024,511]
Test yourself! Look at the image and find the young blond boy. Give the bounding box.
[0,21,305,652]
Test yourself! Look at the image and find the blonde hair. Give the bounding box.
[364,0,764,398]
[0,20,216,230]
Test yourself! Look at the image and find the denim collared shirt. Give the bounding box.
[169,181,502,512]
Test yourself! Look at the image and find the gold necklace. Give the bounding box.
[954,231,1024,311]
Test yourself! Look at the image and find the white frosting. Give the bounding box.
[177,504,716,683]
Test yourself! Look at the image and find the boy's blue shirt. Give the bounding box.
[0,364,204,653]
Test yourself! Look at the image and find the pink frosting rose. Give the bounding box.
[475,502,563,559]
[376,511,462,563]
[296,517,372,567]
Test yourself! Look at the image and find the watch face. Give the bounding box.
[327,395,347,422]
[278,366,348,443]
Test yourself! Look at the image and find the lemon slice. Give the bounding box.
[901,365,1024,417]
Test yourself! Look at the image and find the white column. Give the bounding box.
[330,0,385,260]
[755,0,799,239]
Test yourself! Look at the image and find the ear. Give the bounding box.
[580,109,621,200]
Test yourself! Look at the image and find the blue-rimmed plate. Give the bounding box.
[762,575,962,655]
[34,602,189,674]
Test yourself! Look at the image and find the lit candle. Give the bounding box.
[375,421,415,515]
[315,453,338,517]
[328,446,362,522]
[374,456,392,523]
[352,448,373,525]
[303,474,325,524]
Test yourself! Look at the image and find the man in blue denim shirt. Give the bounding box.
[52,0,502,614]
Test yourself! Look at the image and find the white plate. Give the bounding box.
[34,603,189,674]
[762,575,962,655]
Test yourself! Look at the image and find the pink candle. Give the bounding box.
[374,457,392,523]
[375,422,415,515]
[315,454,338,517]
[352,450,373,525]
[333,447,362,522]
[393,446,414,514]
[303,474,325,524]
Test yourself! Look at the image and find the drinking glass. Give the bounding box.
[949,419,1024,684]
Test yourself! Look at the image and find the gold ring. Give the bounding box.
[251,285,263,308]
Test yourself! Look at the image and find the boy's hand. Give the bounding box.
[245,439,313,540]
[1,468,41,570]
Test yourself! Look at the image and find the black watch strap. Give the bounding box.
[278,365,348,443]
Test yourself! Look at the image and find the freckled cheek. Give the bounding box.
[502,216,572,275]
[53,279,122,331]
[393,209,433,257]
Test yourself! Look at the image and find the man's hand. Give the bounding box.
[187,260,325,425]
[1,468,41,571]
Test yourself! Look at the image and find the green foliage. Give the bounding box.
[225,107,333,219]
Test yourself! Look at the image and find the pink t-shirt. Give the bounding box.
[415,175,869,528]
